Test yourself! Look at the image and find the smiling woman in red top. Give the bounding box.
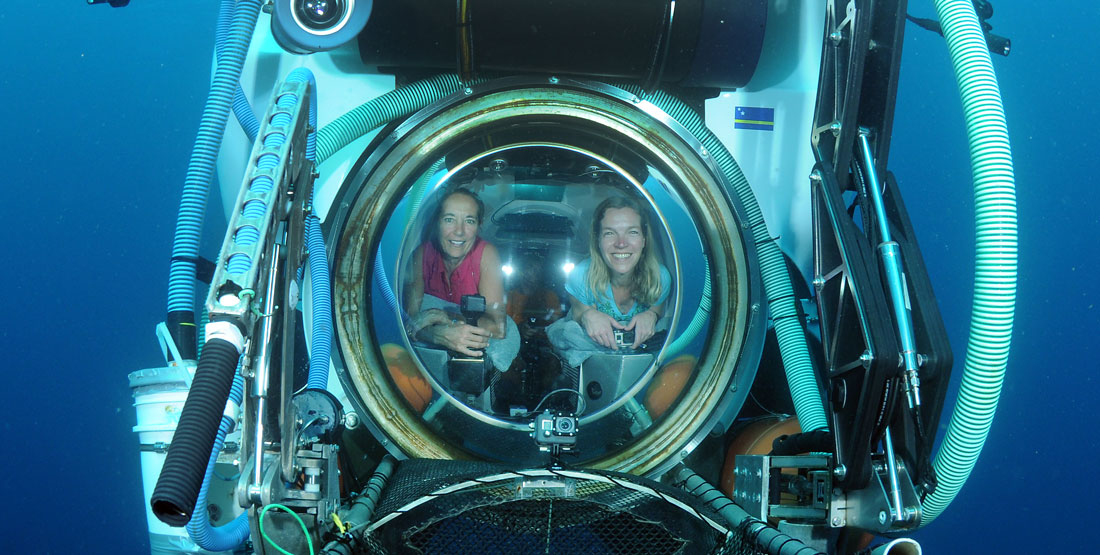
[404,187,506,357]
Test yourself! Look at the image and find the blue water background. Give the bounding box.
[1,2,1096,552]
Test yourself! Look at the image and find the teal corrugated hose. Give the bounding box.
[626,87,829,433]
[921,0,1017,524]
[316,75,484,164]
[665,257,710,357]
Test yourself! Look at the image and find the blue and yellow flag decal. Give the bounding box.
[734,106,774,131]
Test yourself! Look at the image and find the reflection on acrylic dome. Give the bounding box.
[328,81,762,475]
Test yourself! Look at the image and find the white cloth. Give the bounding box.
[546,318,605,367]
[547,314,671,368]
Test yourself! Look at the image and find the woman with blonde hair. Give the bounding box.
[565,196,671,350]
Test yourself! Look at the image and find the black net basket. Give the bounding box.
[357,459,771,554]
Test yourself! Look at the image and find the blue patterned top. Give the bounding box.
[564,259,671,323]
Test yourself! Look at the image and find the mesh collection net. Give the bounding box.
[354,459,769,555]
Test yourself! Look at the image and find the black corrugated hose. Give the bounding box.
[151,337,241,526]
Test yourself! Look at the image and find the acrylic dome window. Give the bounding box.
[328,80,764,475]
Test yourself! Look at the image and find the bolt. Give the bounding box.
[833,464,847,480]
[463,87,473,95]
[829,30,843,44]
[831,516,842,527]
[878,510,888,525]
[860,350,873,368]
[813,276,825,290]
[902,506,917,522]
[344,412,361,429]
[489,158,507,172]
[548,76,559,84]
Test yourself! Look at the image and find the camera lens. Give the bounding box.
[555,417,574,433]
[295,0,345,30]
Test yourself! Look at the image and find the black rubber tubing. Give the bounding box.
[151,337,240,526]
[771,430,835,456]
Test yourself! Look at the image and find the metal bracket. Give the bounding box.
[731,454,834,523]
[731,452,920,534]
[833,455,922,532]
[205,78,313,330]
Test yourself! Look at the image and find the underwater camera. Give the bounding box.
[271,0,372,54]
[461,294,486,326]
[531,411,578,452]
[614,329,635,349]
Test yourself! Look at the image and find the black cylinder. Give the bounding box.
[771,430,835,456]
[166,310,198,361]
[150,338,240,526]
[986,33,1011,57]
[357,0,767,89]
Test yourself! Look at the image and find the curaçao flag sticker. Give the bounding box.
[734,106,774,131]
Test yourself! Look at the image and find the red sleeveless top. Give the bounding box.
[422,238,487,304]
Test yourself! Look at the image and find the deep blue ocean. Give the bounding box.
[2,2,1095,553]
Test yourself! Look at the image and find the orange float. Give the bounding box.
[381,343,433,413]
[643,354,697,419]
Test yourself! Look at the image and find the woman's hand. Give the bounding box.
[433,321,491,357]
[580,307,626,350]
[408,308,449,335]
[410,309,491,357]
[626,309,659,348]
[477,311,507,340]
